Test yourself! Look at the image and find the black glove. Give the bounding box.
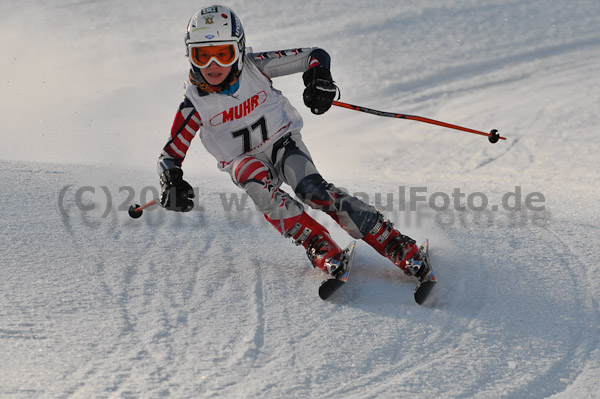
[302,66,337,115]
[159,168,194,212]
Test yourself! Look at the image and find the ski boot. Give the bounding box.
[285,212,346,276]
[362,213,420,273]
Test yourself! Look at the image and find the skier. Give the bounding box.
[157,5,430,282]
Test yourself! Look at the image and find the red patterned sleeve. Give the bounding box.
[157,97,201,173]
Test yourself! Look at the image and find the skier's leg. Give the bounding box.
[230,155,302,231]
[296,174,419,270]
[230,154,344,274]
[274,132,419,271]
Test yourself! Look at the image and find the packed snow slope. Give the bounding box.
[2,1,599,398]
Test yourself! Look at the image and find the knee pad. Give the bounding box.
[295,174,379,238]
[294,174,334,209]
[231,156,271,187]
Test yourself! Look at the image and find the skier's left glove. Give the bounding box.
[159,168,195,212]
[303,66,337,115]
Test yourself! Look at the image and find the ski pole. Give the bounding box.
[128,199,157,219]
[332,100,505,143]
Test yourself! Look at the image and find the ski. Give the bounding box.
[413,239,437,305]
[318,241,356,300]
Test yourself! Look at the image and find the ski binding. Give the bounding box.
[318,241,356,300]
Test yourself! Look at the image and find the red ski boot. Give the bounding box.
[273,211,345,276]
[362,213,420,274]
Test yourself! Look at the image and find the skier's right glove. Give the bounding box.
[302,66,337,115]
[159,168,194,212]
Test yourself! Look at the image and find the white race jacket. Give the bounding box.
[158,48,323,174]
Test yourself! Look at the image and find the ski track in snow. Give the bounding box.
[2,1,600,398]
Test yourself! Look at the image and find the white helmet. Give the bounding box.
[185,6,246,76]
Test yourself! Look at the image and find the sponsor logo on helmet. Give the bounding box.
[204,16,214,24]
[232,16,242,38]
[210,91,268,126]
[201,6,218,15]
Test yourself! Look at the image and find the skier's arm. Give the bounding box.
[249,47,331,78]
[157,97,201,174]
[250,47,336,115]
[156,97,200,212]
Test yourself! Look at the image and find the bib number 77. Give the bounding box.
[232,116,268,153]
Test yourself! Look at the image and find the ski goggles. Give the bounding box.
[188,42,240,69]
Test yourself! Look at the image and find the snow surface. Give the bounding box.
[1,0,600,398]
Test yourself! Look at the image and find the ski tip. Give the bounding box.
[414,280,436,305]
[319,278,345,300]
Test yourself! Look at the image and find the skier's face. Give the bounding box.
[200,62,232,86]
